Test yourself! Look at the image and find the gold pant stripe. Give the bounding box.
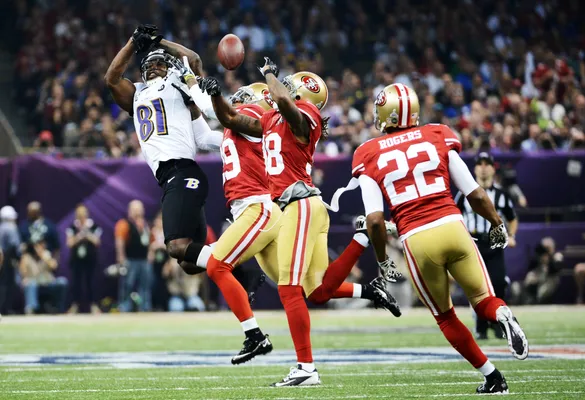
[290,198,311,286]
[404,240,440,315]
[223,203,271,265]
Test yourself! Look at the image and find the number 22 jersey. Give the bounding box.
[352,123,463,239]
[132,71,196,176]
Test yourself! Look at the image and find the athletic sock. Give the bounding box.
[279,285,312,363]
[474,296,507,322]
[207,256,254,322]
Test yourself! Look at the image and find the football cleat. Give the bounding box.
[370,277,402,317]
[496,306,529,360]
[231,334,273,365]
[271,365,321,387]
[476,372,509,394]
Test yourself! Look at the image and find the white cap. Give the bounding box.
[0,206,18,221]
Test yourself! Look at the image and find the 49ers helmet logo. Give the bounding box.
[375,91,387,106]
[262,89,275,107]
[301,76,320,93]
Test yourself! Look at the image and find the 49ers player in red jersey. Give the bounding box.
[199,58,400,387]
[352,83,529,394]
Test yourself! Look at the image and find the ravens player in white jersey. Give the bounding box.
[104,25,222,276]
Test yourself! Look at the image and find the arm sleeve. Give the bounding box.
[188,84,217,120]
[448,150,479,196]
[441,125,462,153]
[192,115,223,152]
[358,175,385,216]
[351,146,367,178]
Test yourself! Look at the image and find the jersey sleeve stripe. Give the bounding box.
[351,163,365,174]
[299,109,318,129]
[240,107,263,119]
[445,138,460,142]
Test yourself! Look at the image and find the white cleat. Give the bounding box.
[271,365,321,387]
[496,306,529,360]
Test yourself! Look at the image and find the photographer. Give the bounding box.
[19,239,68,314]
[454,153,518,339]
[66,204,102,314]
[523,237,563,304]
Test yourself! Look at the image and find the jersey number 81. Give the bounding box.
[136,98,168,142]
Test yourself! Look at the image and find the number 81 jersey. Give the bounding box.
[132,72,196,176]
[352,123,463,239]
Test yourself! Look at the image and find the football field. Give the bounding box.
[0,306,584,399]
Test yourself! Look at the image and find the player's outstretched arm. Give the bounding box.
[104,37,136,114]
[199,77,263,137]
[158,39,202,76]
[259,57,309,143]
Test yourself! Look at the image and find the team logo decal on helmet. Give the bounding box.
[301,76,320,93]
[262,88,275,108]
[375,91,387,106]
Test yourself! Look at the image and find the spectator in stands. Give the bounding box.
[19,238,68,315]
[8,0,585,157]
[523,237,563,304]
[66,204,102,314]
[114,200,152,312]
[0,206,21,315]
[19,201,60,260]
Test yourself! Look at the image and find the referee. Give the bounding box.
[454,152,518,340]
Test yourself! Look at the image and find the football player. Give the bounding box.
[104,26,225,278]
[352,83,529,394]
[199,58,400,387]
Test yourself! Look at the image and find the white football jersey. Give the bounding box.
[133,70,196,176]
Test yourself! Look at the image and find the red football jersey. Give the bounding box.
[221,104,270,206]
[260,100,322,199]
[352,123,462,237]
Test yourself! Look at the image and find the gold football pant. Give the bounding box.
[403,220,495,316]
[212,202,282,280]
[276,196,330,296]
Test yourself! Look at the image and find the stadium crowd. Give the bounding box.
[4,0,585,157]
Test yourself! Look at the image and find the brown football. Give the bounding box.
[217,34,245,70]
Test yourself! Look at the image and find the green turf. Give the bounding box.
[0,306,584,399]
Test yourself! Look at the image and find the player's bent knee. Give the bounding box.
[166,238,191,261]
[307,289,328,305]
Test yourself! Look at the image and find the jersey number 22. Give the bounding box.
[378,141,446,206]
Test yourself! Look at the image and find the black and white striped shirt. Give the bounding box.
[454,185,516,236]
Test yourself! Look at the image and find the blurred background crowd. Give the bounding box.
[2,0,585,157]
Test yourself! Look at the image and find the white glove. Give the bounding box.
[489,223,509,249]
[378,258,402,283]
[173,55,196,83]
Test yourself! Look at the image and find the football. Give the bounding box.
[217,34,245,70]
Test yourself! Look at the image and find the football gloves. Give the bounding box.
[257,57,279,78]
[199,76,222,97]
[132,24,163,54]
[171,55,197,83]
[378,258,403,283]
[489,223,509,249]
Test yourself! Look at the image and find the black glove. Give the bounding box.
[171,83,194,106]
[257,56,279,78]
[489,223,509,249]
[132,26,163,54]
[136,24,158,36]
[198,77,222,97]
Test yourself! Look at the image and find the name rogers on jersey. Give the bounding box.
[378,129,422,149]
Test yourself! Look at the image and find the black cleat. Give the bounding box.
[370,277,401,317]
[475,332,488,340]
[231,334,273,365]
[248,273,266,306]
[476,372,509,394]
